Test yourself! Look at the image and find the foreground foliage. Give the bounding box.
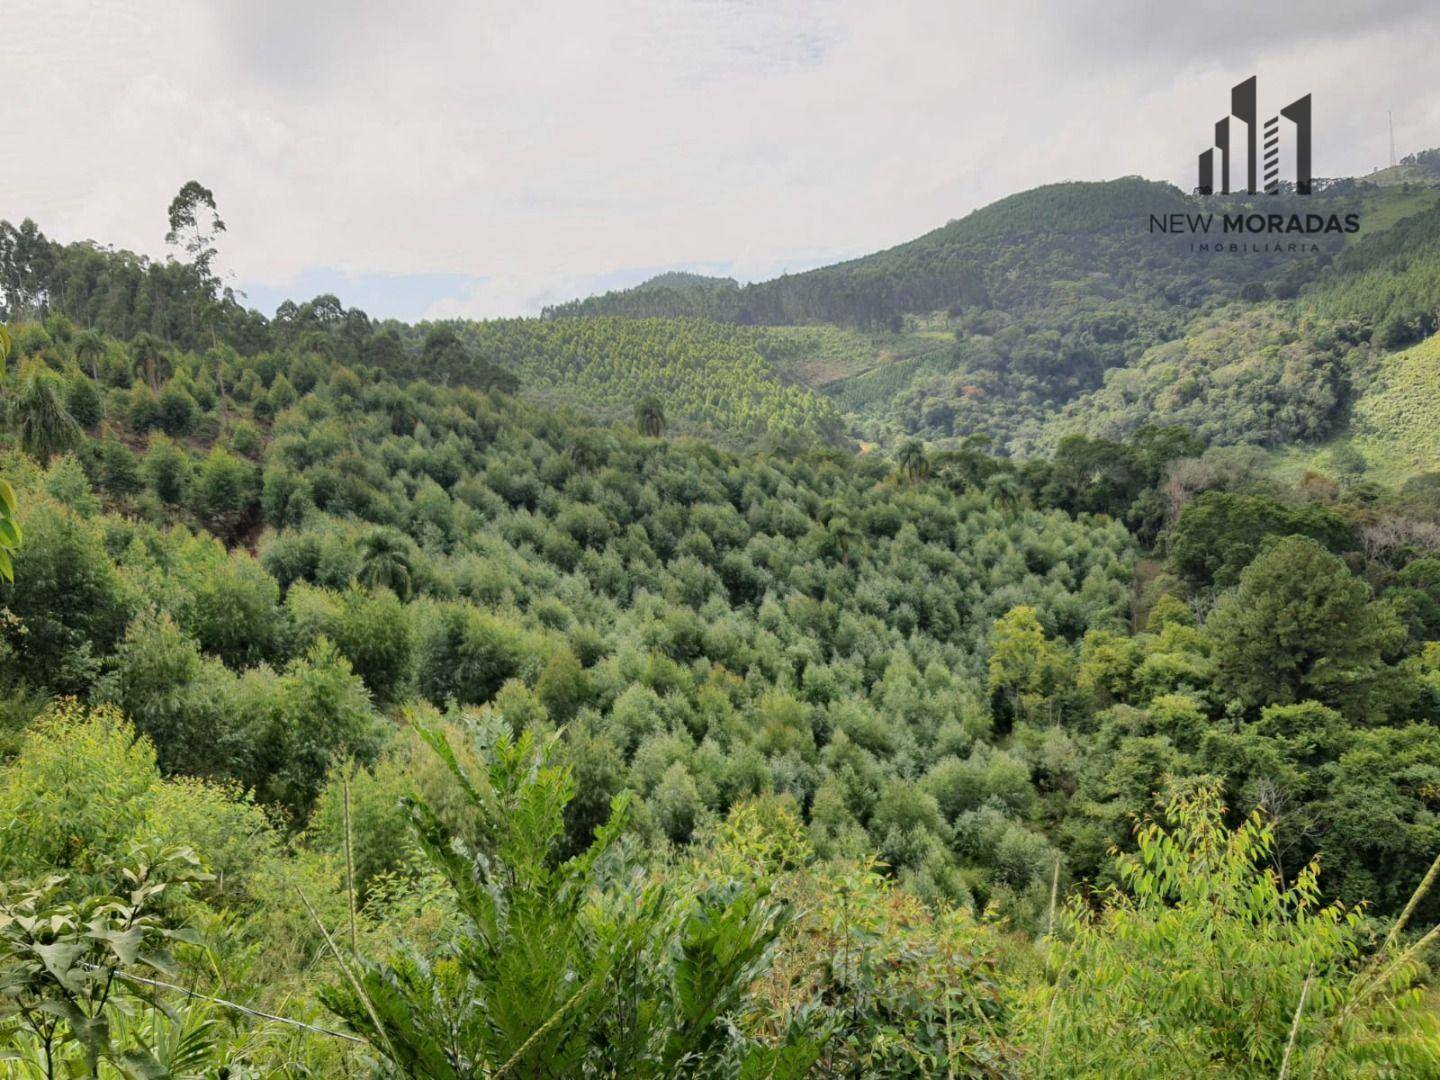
[1029,781,1440,1078]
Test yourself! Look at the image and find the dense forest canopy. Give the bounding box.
[3,171,1440,1074]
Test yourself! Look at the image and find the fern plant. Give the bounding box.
[322,723,819,1077]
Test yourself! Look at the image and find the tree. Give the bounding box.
[415,603,530,707]
[636,395,666,438]
[189,447,258,541]
[1168,492,1354,592]
[252,640,378,818]
[0,845,213,1077]
[418,325,470,382]
[824,513,863,566]
[1044,435,1142,517]
[357,528,414,600]
[129,332,169,393]
[1,500,131,691]
[73,328,105,380]
[1207,536,1407,715]
[165,181,226,277]
[12,364,83,464]
[174,547,283,668]
[155,380,198,435]
[413,326,519,393]
[267,375,298,416]
[0,474,19,583]
[141,434,192,505]
[896,439,929,482]
[984,471,1022,511]
[536,647,589,722]
[63,370,102,428]
[96,610,229,777]
[987,605,1067,729]
[332,585,416,703]
[1129,423,1204,481]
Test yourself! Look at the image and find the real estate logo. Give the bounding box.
[1197,76,1311,195]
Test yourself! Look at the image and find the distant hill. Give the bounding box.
[544,176,1440,454]
[543,272,744,321]
[10,169,1439,457]
[546,178,1309,330]
[1364,147,1440,187]
[637,271,738,291]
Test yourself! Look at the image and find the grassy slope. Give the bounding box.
[1265,189,1440,483]
[1362,162,1440,189]
[1271,331,1440,484]
[1347,186,1440,241]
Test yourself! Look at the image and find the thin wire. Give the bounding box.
[101,967,365,1044]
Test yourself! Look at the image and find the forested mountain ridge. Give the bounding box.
[546,178,1221,328]
[543,177,1382,328]
[7,170,1438,461]
[539,175,1440,457]
[0,219,846,448]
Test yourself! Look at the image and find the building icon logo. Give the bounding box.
[1198,76,1311,195]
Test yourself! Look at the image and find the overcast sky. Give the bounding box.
[4,1,1437,320]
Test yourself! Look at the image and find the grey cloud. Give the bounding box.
[4,0,1438,318]
[1031,0,1436,63]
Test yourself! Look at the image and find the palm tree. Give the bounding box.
[74,330,105,381]
[826,514,863,566]
[569,437,603,472]
[130,332,167,392]
[985,472,1023,512]
[13,364,83,464]
[896,439,929,483]
[357,529,414,600]
[635,395,666,438]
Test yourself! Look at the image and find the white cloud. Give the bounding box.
[3,0,1437,317]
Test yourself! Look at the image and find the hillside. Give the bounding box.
[5,184,1440,1071]
[536,177,1440,457]
[542,179,1400,452]
[0,223,850,449]
[418,315,848,448]
[1269,331,1440,484]
[1364,146,1440,187]
[546,178,1278,329]
[1337,332,1440,476]
[11,175,1438,458]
